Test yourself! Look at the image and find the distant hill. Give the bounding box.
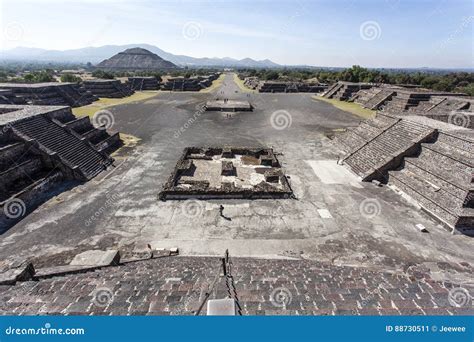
[96,47,176,70]
[0,44,280,68]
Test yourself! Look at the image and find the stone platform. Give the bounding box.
[159,147,293,200]
[205,100,253,112]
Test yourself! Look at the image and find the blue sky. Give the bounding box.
[0,0,472,68]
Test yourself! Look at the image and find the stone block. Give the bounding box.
[264,169,281,183]
[221,161,235,176]
[0,260,35,285]
[207,298,237,315]
[70,250,120,267]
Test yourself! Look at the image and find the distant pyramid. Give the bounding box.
[96,47,177,70]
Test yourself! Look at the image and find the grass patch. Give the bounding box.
[233,73,257,93]
[111,133,141,158]
[72,91,159,118]
[200,73,226,93]
[312,96,376,119]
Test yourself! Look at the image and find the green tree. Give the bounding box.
[60,73,82,83]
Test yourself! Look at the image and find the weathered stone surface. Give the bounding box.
[159,147,292,200]
[0,257,472,316]
[70,250,120,267]
[0,260,34,285]
[207,298,237,315]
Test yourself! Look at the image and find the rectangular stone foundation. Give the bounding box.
[205,100,253,112]
[159,147,293,200]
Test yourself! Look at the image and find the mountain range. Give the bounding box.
[0,44,280,68]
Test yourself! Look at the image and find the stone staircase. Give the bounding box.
[334,114,399,153]
[0,133,64,228]
[325,82,373,101]
[1,256,470,315]
[82,80,134,98]
[11,115,111,180]
[127,77,160,91]
[0,138,58,203]
[59,116,122,154]
[323,82,344,98]
[388,132,474,231]
[343,120,436,181]
[364,89,396,110]
[384,91,435,113]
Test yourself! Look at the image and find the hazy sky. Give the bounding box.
[0,0,472,68]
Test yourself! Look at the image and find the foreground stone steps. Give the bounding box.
[0,256,471,316]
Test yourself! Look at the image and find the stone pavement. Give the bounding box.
[0,256,472,316]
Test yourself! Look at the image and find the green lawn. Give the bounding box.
[200,73,226,93]
[312,96,376,119]
[232,73,257,93]
[72,91,159,118]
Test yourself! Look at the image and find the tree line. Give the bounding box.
[241,65,474,95]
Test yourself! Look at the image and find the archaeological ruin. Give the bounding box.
[96,47,177,70]
[205,100,253,112]
[322,81,374,101]
[127,76,160,91]
[334,112,473,233]
[82,79,134,98]
[243,77,327,93]
[159,147,293,200]
[0,104,121,228]
[0,82,97,107]
[161,74,220,91]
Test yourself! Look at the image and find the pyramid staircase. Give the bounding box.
[323,82,345,98]
[335,113,473,231]
[388,133,473,231]
[342,118,436,181]
[11,115,112,180]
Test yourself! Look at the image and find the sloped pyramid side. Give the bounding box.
[97,47,177,70]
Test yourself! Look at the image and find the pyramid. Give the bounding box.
[96,47,176,70]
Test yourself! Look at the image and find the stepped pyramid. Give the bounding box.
[96,47,176,70]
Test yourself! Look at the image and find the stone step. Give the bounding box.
[12,116,110,180]
[389,171,458,227]
[406,149,471,189]
[403,161,468,201]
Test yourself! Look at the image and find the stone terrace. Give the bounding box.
[0,83,96,107]
[0,256,472,316]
